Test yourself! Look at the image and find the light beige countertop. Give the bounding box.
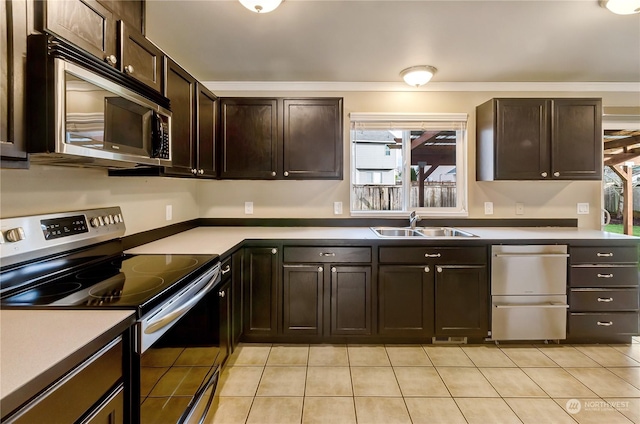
[125,226,639,256]
[0,309,134,416]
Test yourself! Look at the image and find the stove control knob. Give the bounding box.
[106,215,115,225]
[5,227,25,242]
[116,213,124,223]
[90,217,101,227]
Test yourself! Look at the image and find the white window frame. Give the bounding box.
[350,112,468,217]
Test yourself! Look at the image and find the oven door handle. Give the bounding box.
[144,270,219,334]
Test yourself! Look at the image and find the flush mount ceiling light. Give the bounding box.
[400,65,438,87]
[599,0,640,14]
[239,0,282,13]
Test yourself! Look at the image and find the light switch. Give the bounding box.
[515,202,524,215]
[484,202,494,215]
[245,202,254,214]
[334,201,343,215]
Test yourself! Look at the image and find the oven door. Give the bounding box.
[138,263,224,424]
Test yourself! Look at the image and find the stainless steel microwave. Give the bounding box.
[27,37,172,169]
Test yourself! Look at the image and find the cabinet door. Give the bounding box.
[98,0,143,33]
[378,265,433,337]
[434,265,488,337]
[217,280,232,364]
[43,0,117,64]
[282,98,343,179]
[231,251,244,349]
[196,84,217,177]
[494,98,550,180]
[1,0,29,166]
[219,98,278,179]
[551,98,602,180]
[119,21,162,92]
[243,247,279,336]
[163,58,196,176]
[330,265,372,336]
[282,264,323,336]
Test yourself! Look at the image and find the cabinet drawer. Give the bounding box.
[7,338,122,423]
[571,246,638,264]
[283,247,371,263]
[569,312,639,337]
[570,266,638,287]
[570,289,639,311]
[379,246,486,264]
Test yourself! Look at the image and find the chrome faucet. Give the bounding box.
[409,211,421,229]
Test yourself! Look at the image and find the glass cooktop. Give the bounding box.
[1,254,219,312]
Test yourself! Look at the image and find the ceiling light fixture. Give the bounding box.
[400,65,438,87]
[239,0,282,13]
[599,0,640,14]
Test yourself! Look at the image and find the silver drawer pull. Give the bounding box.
[597,297,614,302]
[271,248,277,255]
[597,273,614,278]
[424,266,430,273]
[597,321,613,326]
[597,252,614,257]
[221,265,231,275]
[425,253,441,258]
[319,252,336,257]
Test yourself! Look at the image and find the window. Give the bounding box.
[350,113,468,216]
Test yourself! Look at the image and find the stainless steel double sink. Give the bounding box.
[371,226,477,238]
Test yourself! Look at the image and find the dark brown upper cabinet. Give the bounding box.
[118,21,163,92]
[163,58,196,177]
[476,98,602,181]
[219,97,343,180]
[163,60,217,178]
[38,0,159,91]
[1,0,29,167]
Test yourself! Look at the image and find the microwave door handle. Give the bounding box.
[144,271,219,334]
[151,111,161,157]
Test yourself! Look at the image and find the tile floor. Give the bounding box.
[204,337,640,424]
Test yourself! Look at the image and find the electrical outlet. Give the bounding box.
[245,202,254,215]
[334,201,343,215]
[165,205,172,221]
[515,202,524,215]
[577,203,590,215]
[484,202,494,215]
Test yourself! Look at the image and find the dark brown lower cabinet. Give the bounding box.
[242,246,279,337]
[434,265,488,337]
[330,266,373,336]
[378,265,433,337]
[280,263,373,338]
[282,265,323,336]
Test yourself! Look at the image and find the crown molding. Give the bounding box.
[202,81,640,93]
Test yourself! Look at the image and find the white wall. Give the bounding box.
[0,166,198,236]
[1,90,637,233]
[198,89,640,229]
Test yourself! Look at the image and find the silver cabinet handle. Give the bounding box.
[424,266,430,273]
[597,273,614,278]
[597,297,614,302]
[541,172,548,177]
[425,253,441,258]
[198,169,204,175]
[331,267,337,273]
[105,54,117,66]
[124,64,134,74]
[597,321,613,326]
[218,291,225,298]
[597,252,614,257]
[191,169,197,175]
[221,265,231,275]
[553,171,560,177]
[271,248,277,254]
[319,252,336,257]
[284,171,289,177]
[436,266,443,273]
[271,171,276,177]
[318,267,323,272]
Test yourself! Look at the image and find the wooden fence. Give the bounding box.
[352,183,457,210]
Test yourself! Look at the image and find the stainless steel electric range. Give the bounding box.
[0,207,222,423]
